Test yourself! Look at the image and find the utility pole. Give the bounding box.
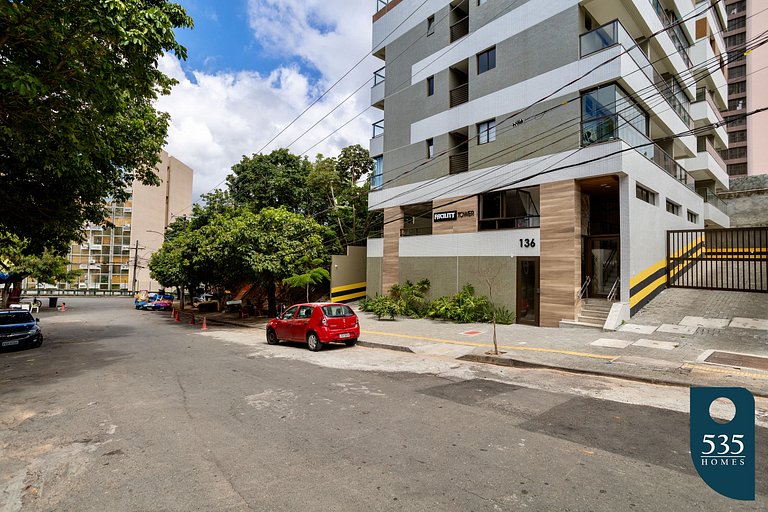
[132,240,140,293]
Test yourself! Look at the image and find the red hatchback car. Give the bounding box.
[266,303,360,351]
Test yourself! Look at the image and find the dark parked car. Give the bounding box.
[266,303,360,351]
[0,310,43,350]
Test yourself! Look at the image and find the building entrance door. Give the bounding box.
[586,237,619,298]
[516,257,539,326]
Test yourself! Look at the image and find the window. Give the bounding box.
[283,306,298,319]
[728,82,746,96]
[636,185,656,205]
[426,138,435,158]
[729,130,747,144]
[728,98,745,111]
[478,0,487,4]
[724,146,747,160]
[477,47,496,74]
[372,156,383,189]
[687,210,699,223]
[730,65,746,78]
[477,119,496,144]
[725,33,746,49]
[427,15,435,35]
[427,75,434,96]
[479,189,540,230]
[666,200,680,216]
[581,83,648,146]
[728,163,747,175]
[728,16,745,31]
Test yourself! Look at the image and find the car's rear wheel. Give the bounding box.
[345,338,358,347]
[266,328,279,345]
[307,332,322,352]
[33,334,43,348]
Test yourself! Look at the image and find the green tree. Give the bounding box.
[0,0,193,252]
[283,257,331,302]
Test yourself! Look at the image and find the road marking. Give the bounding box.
[361,330,616,361]
[682,363,768,380]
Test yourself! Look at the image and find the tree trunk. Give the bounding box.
[266,275,277,317]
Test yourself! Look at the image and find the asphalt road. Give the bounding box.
[1,298,766,511]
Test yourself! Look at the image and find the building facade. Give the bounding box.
[720,0,768,176]
[367,0,730,327]
[55,151,193,294]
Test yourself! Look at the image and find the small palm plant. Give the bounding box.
[283,257,330,302]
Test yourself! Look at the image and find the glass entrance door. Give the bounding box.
[587,238,619,297]
[516,257,539,325]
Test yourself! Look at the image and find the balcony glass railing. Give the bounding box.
[376,0,388,12]
[479,216,541,231]
[582,114,694,186]
[400,226,433,237]
[580,20,691,127]
[373,66,385,86]
[700,189,728,214]
[372,120,384,138]
[695,88,725,123]
[648,0,693,68]
[697,137,727,171]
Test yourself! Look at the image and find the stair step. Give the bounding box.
[559,320,604,330]
[581,307,611,315]
[578,314,608,323]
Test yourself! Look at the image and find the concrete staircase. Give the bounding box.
[559,298,614,329]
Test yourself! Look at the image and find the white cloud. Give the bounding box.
[155,1,380,209]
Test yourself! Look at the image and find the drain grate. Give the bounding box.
[704,351,768,371]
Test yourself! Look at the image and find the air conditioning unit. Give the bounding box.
[120,284,129,290]
[124,208,132,213]
[89,259,96,264]
[78,283,87,289]
[79,264,89,270]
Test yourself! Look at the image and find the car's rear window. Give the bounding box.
[0,312,34,325]
[321,305,354,318]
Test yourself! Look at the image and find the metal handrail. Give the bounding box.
[376,0,388,12]
[373,66,385,86]
[607,278,620,302]
[372,120,384,138]
[578,276,592,300]
[450,16,469,42]
[449,83,469,107]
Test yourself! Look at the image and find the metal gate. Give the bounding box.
[667,228,768,292]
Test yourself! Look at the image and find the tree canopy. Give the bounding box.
[0,0,193,253]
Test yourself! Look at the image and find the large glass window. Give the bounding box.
[477,47,496,74]
[372,156,383,190]
[479,188,540,230]
[477,119,496,144]
[581,83,648,147]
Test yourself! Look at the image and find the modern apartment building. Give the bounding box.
[56,151,193,294]
[720,0,768,176]
[366,0,729,327]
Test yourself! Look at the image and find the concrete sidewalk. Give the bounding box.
[168,302,768,396]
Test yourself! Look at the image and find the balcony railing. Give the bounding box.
[697,137,727,171]
[449,151,469,174]
[400,226,432,237]
[700,189,728,214]
[580,20,690,127]
[648,0,693,68]
[450,16,469,42]
[372,120,384,138]
[376,0,388,12]
[582,114,694,186]
[449,83,469,107]
[479,216,541,231]
[695,88,725,124]
[373,67,385,86]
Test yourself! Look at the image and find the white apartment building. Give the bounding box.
[366,0,729,326]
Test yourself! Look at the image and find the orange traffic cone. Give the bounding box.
[201,316,208,331]
[171,307,175,318]
[175,311,180,322]
[189,313,196,325]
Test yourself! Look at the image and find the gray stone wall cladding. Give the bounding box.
[381,2,582,189]
[399,256,517,311]
[719,175,768,227]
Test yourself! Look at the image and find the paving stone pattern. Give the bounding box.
[633,288,768,325]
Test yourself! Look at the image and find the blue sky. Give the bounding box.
[157,1,378,206]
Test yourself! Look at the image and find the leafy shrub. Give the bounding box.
[489,305,515,325]
[427,284,491,323]
[390,279,431,318]
[361,295,401,320]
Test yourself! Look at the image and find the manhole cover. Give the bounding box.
[704,351,768,371]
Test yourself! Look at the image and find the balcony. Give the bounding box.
[371,66,385,109]
[684,137,729,189]
[400,226,433,237]
[689,38,727,104]
[699,189,730,227]
[479,216,541,231]
[648,0,693,68]
[450,16,469,42]
[691,88,727,147]
[580,20,691,128]
[449,83,468,108]
[449,151,469,174]
[370,120,384,157]
[582,114,694,187]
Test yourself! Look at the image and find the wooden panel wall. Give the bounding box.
[539,180,582,327]
[432,197,478,235]
[382,207,403,293]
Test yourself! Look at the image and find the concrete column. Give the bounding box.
[382,207,403,293]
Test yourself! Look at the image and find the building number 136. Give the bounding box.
[519,239,536,248]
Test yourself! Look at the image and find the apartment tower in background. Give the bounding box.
[721,0,768,176]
